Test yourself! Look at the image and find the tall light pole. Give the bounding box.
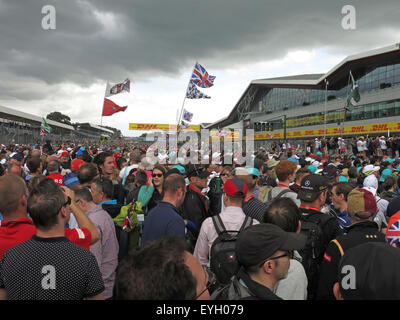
[324,78,329,139]
[283,114,287,146]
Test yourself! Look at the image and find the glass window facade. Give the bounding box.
[281,99,400,129]
[260,62,400,113]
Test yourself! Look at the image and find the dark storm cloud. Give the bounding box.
[0,0,399,101]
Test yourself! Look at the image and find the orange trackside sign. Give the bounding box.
[129,123,201,131]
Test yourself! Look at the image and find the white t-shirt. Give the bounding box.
[380,139,387,150]
[274,251,308,300]
[357,140,363,152]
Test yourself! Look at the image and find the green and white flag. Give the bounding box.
[41,117,51,134]
[346,71,360,111]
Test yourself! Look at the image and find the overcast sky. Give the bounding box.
[0,0,399,136]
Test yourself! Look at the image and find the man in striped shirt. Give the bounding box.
[234,167,267,222]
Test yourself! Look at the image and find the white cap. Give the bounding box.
[362,164,380,176]
[311,160,321,167]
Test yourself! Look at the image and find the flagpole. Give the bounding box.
[178,91,188,126]
[101,81,108,128]
[177,69,194,127]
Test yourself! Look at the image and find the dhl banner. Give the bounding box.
[286,112,345,128]
[252,120,400,140]
[209,130,240,139]
[129,123,201,131]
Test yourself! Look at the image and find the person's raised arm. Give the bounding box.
[61,186,100,245]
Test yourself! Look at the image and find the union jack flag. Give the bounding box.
[122,203,134,231]
[191,62,216,88]
[183,109,193,122]
[386,220,400,248]
[40,128,47,138]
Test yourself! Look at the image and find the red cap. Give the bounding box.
[71,159,84,172]
[59,151,70,159]
[224,178,248,198]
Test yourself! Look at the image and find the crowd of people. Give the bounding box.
[1,135,400,300]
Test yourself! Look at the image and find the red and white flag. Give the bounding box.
[102,98,127,116]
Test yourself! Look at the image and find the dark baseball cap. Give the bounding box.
[386,196,400,218]
[224,178,247,198]
[187,164,211,179]
[164,168,182,178]
[323,164,340,180]
[236,223,306,267]
[298,174,329,202]
[11,153,23,162]
[337,242,400,300]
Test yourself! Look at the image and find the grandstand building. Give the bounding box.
[206,43,400,148]
[0,105,114,144]
[0,105,75,144]
[74,123,114,140]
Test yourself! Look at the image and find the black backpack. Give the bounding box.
[210,276,253,300]
[298,213,327,300]
[209,215,253,285]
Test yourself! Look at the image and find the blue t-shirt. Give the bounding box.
[141,201,186,245]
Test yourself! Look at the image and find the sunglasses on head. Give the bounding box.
[63,196,71,207]
[58,196,71,213]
